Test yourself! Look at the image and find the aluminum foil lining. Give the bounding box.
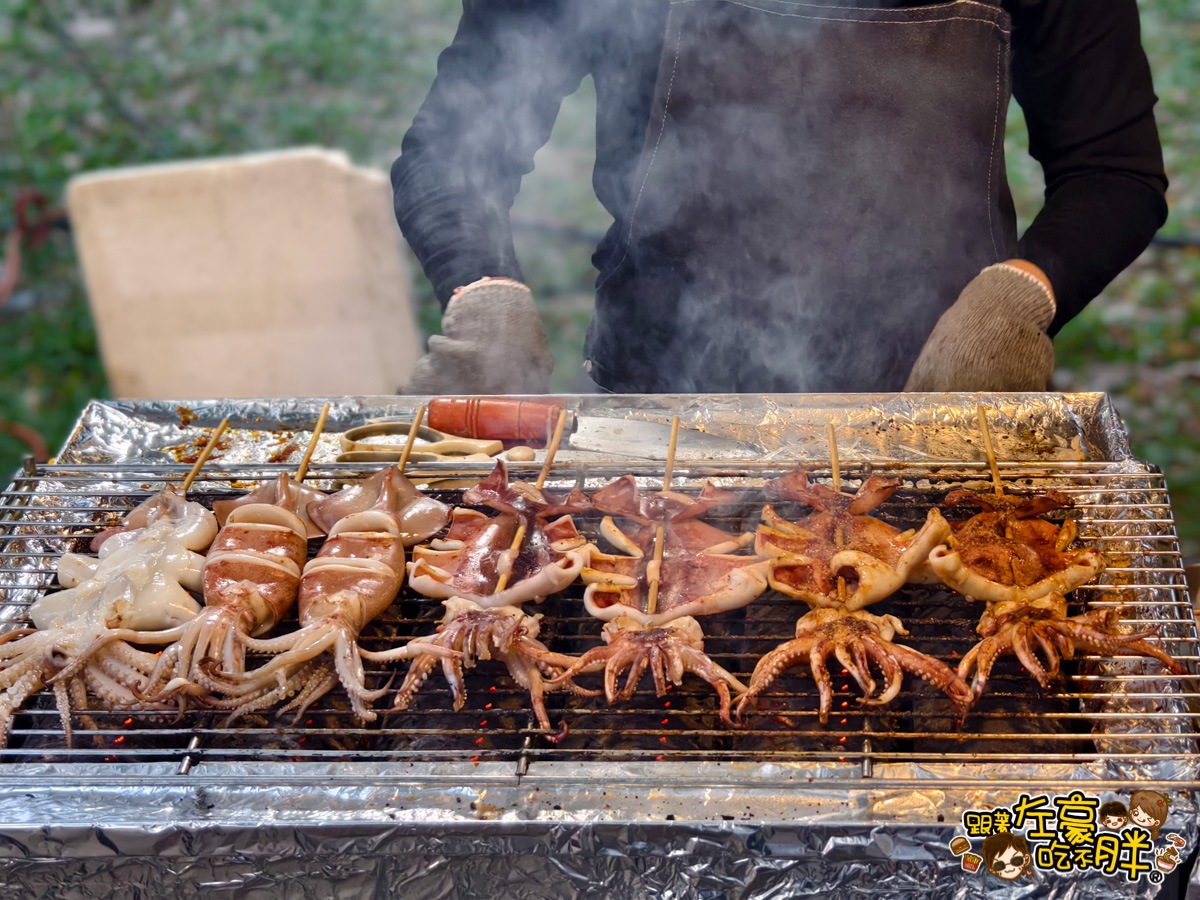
[55,392,1128,469]
[1,393,1193,899]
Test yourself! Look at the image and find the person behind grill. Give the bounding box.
[394,1,1167,395]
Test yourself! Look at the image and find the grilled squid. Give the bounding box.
[307,465,450,544]
[553,476,764,723]
[738,468,970,722]
[67,496,315,706]
[755,469,949,611]
[212,472,328,539]
[582,514,768,626]
[929,489,1184,697]
[408,459,591,611]
[0,491,218,748]
[736,607,973,725]
[394,464,619,730]
[408,508,590,608]
[84,485,217,554]
[206,470,454,723]
[547,616,747,727]
[385,597,585,733]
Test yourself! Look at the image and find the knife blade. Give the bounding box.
[426,397,758,460]
[567,416,757,460]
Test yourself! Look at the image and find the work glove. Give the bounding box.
[904,261,1056,392]
[404,277,554,395]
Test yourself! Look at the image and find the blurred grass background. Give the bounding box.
[1,0,1197,552]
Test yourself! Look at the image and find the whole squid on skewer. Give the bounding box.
[0,432,224,749]
[205,465,453,723]
[736,466,972,726]
[546,468,768,727]
[388,431,596,733]
[929,489,1186,697]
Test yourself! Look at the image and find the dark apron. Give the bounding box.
[585,0,1016,393]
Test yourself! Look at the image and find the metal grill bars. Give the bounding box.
[0,458,1195,785]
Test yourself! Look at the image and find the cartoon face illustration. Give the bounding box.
[982,832,1033,881]
[1128,790,1170,839]
[1099,801,1128,830]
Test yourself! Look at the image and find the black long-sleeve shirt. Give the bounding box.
[393,0,1167,336]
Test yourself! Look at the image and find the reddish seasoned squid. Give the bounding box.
[548,615,746,726]
[736,607,973,724]
[383,597,587,733]
[0,490,216,747]
[397,461,592,723]
[408,460,590,607]
[929,490,1185,697]
[550,476,762,720]
[739,468,970,724]
[408,499,590,609]
[755,469,949,610]
[581,475,767,625]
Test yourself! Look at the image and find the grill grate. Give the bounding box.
[0,459,1196,783]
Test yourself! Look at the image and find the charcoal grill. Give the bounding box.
[0,394,1195,899]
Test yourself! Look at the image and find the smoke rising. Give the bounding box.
[394,0,1015,393]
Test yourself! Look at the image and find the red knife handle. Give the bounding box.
[428,397,567,444]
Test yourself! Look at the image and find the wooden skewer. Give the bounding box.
[293,402,332,483]
[180,418,229,493]
[826,422,841,494]
[826,422,849,604]
[976,404,1004,496]
[645,416,681,617]
[494,408,570,594]
[396,405,427,475]
[535,408,569,490]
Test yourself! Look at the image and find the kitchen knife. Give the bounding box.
[427,397,759,461]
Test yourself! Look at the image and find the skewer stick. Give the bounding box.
[494,408,570,594]
[826,423,849,603]
[535,408,569,490]
[396,405,427,475]
[180,418,229,493]
[826,422,841,494]
[293,402,332,483]
[646,416,681,617]
[975,404,1004,496]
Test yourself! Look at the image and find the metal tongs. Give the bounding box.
[337,419,503,463]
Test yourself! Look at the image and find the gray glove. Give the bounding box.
[904,262,1056,392]
[404,278,554,394]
